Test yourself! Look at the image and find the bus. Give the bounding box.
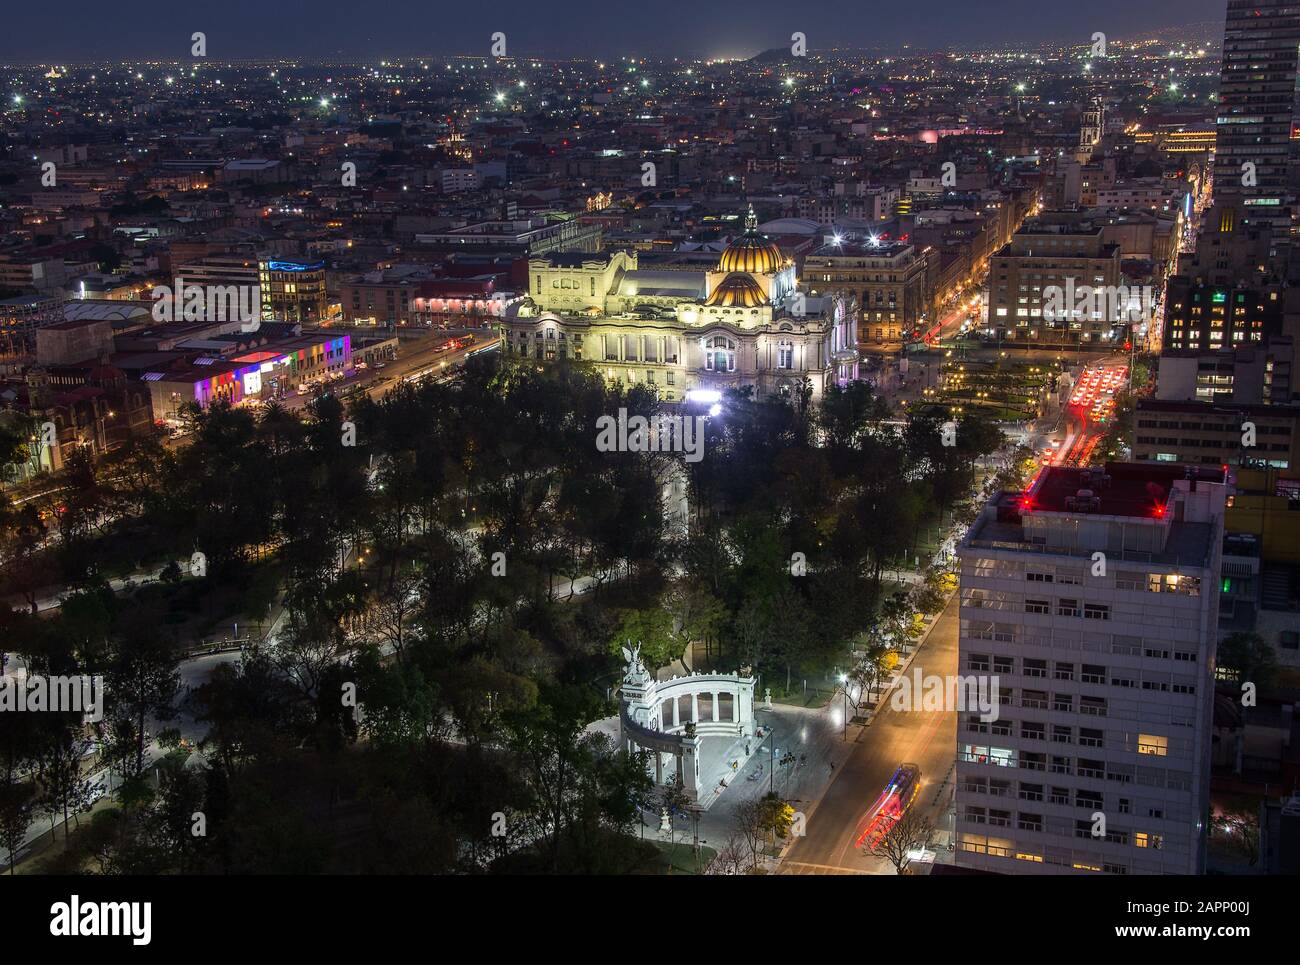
[854,763,922,849]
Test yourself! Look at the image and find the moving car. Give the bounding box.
[854,763,922,849]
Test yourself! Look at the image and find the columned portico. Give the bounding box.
[617,645,757,804]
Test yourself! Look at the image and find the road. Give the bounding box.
[1055,358,1130,468]
[16,562,188,613]
[350,333,500,404]
[779,592,959,875]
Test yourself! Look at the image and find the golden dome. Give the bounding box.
[704,272,767,308]
[717,205,783,275]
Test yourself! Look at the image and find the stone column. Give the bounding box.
[738,679,754,737]
[681,734,701,799]
[691,693,699,724]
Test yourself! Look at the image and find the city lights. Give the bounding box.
[0,0,1284,916]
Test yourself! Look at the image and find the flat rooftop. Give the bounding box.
[963,463,1226,568]
[1027,463,1226,519]
[808,241,913,258]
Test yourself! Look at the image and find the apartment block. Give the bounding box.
[955,463,1226,874]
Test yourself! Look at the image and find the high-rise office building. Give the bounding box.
[1161,207,1284,355]
[954,464,1227,874]
[1212,0,1300,232]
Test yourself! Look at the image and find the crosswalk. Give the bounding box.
[778,860,872,875]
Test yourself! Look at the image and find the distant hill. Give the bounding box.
[748,47,797,65]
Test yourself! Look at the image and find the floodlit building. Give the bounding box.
[144,332,353,417]
[500,208,858,402]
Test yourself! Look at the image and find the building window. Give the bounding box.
[704,336,736,373]
[1137,734,1168,756]
[777,339,794,369]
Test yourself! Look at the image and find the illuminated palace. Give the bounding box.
[500,208,860,402]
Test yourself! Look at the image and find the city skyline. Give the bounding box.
[0,0,1293,925]
[0,1,1229,62]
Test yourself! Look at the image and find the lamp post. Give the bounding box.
[838,673,849,741]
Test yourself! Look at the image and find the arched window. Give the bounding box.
[703,335,736,372]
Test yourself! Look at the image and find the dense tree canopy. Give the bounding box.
[0,353,1005,872]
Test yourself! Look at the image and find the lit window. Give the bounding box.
[1137,734,1167,757]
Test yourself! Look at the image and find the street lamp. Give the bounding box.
[770,731,776,793]
[838,673,848,741]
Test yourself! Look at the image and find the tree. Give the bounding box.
[664,582,728,665]
[915,568,955,614]
[361,571,421,662]
[273,571,367,712]
[0,775,34,873]
[1210,803,1260,867]
[851,635,898,704]
[1218,632,1277,689]
[159,560,182,585]
[757,792,794,852]
[608,607,684,673]
[879,591,920,650]
[712,833,750,875]
[658,774,690,868]
[501,684,600,872]
[867,807,935,874]
[192,649,310,781]
[0,501,49,613]
[34,712,91,842]
[0,412,38,483]
[0,705,40,872]
[734,796,766,871]
[104,623,181,778]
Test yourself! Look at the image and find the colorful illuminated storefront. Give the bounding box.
[148,333,352,414]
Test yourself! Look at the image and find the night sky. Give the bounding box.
[0,0,1227,62]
